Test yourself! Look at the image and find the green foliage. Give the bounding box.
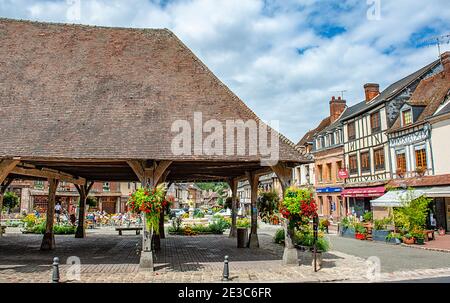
[294,229,329,252]
[273,228,285,244]
[373,217,392,230]
[385,232,402,241]
[319,219,330,231]
[281,187,317,228]
[2,191,19,211]
[193,209,205,218]
[86,196,97,207]
[363,211,373,222]
[26,221,75,234]
[354,223,366,234]
[394,190,431,232]
[236,217,251,228]
[257,191,279,222]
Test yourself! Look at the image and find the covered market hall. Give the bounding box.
[0,18,308,270]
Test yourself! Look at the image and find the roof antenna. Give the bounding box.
[419,33,450,58]
[331,90,347,99]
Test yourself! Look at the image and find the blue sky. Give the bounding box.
[1,0,450,142]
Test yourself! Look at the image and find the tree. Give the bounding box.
[394,188,431,231]
[257,191,279,222]
[196,182,230,205]
[3,191,19,213]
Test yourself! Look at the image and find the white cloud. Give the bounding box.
[1,0,449,142]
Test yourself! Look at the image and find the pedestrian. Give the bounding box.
[55,202,62,224]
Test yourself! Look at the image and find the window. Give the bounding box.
[361,152,370,172]
[402,109,412,126]
[317,165,323,182]
[103,182,110,192]
[349,155,358,174]
[336,161,342,179]
[415,147,427,169]
[35,180,44,189]
[396,151,406,172]
[330,133,335,145]
[327,163,332,182]
[374,148,385,170]
[370,111,381,133]
[348,122,356,140]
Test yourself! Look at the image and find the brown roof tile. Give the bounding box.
[296,117,331,146]
[388,174,450,188]
[0,18,304,162]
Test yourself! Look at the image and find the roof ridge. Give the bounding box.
[0,17,168,33]
[165,31,306,157]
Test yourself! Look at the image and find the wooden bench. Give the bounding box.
[115,227,141,235]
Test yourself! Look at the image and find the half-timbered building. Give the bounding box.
[340,57,443,218]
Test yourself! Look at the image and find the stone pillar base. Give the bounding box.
[40,232,55,251]
[139,250,154,272]
[247,233,259,248]
[282,247,298,265]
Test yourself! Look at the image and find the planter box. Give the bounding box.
[372,230,390,242]
[385,237,401,245]
[355,233,366,240]
[341,227,355,238]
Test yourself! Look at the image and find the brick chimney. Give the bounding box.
[364,83,380,102]
[329,96,346,123]
[441,51,450,73]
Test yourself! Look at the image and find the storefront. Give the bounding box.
[342,186,385,219]
[316,187,344,220]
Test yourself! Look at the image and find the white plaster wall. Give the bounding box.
[431,119,450,174]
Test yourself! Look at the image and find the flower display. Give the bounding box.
[127,185,167,235]
[280,187,317,228]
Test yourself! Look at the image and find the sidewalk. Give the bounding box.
[405,234,450,253]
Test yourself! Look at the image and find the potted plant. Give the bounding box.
[438,227,446,236]
[385,232,402,244]
[402,233,415,245]
[415,166,426,177]
[396,168,405,178]
[354,223,367,240]
[414,232,425,245]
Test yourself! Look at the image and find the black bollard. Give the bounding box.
[52,257,60,283]
[222,255,229,281]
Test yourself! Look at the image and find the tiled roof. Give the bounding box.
[388,60,450,132]
[296,117,331,146]
[0,18,304,162]
[388,174,450,188]
[341,59,441,121]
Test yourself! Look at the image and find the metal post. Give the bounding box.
[222,255,229,281]
[52,257,60,283]
[313,215,318,272]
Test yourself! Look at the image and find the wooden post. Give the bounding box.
[40,178,59,250]
[128,160,171,272]
[74,181,94,238]
[0,179,13,237]
[159,170,170,240]
[271,162,298,265]
[246,171,259,248]
[227,178,238,238]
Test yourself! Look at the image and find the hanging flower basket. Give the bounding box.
[127,185,167,235]
[280,187,317,228]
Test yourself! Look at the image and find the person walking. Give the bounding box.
[55,202,62,224]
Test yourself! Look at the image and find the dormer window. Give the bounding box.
[402,109,412,126]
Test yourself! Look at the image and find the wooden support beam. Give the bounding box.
[11,166,86,185]
[127,160,146,183]
[0,178,13,237]
[40,178,59,250]
[74,181,94,238]
[270,162,292,192]
[227,178,238,238]
[0,160,19,184]
[245,171,259,248]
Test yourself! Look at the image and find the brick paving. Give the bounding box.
[406,234,450,253]
[0,228,449,283]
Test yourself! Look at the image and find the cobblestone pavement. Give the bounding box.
[0,228,449,283]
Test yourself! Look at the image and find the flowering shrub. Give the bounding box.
[127,185,167,235]
[280,187,317,228]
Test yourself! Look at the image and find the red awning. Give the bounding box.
[342,186,385,198]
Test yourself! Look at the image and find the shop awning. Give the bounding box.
[370,189,428,207]
[424,186,450,197]
[342,186,385,198]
